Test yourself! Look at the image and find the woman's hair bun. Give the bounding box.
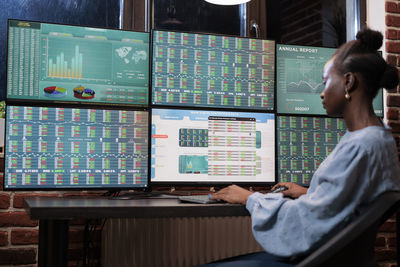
[356,28,383,51]
[379,64,399,90]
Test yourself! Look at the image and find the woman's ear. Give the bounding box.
[344,72,357,93]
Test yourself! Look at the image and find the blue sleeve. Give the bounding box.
[246,143,375,257]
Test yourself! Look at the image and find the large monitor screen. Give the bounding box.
[4,106,148,189]
[151,108,275,184]
[151,30,275,110]
[276,44,383,116]
[7,20,149,106]
[277,115,346,186]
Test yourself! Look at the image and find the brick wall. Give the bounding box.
[279,0,323,46]
[374,2,400,267]
[0,177,102,266]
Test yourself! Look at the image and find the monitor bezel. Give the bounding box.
[3,102,151,191]
[5,18,151,109]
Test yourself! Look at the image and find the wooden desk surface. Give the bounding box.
[24,196,249,220]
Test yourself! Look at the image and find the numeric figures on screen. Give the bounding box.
[277,115,346,185]
[7,20,150,106]
[152,31,275,110]
[151,109,275,184]
[5,106,149,189]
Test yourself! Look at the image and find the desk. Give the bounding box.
[24,197,249,267]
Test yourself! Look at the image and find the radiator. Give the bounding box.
[102,217,263,267]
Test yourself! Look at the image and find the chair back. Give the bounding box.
[296,191,400,267]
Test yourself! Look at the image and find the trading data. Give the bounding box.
[5,106,148,189]
[7,20,149,105]
[151,108,275,183]
[152,30,275,110]
[277,115,346,185]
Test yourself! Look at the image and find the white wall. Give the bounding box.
[366,0,387,118]
[366,0,386,56]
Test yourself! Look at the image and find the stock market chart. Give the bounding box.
[7,20,149,106]
[277,115,346,185]
[152,30,275,110]
[5,106,148,189]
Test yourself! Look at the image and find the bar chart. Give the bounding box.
[45,37,112,82]
[48,45,83,79]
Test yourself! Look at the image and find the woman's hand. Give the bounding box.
[211,185,253,204]
[271,182,308,199]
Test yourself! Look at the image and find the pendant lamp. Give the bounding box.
[205,0,251,5]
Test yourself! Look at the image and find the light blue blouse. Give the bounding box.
[246,124,400,257]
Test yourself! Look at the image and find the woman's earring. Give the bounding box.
[345,90,351,100]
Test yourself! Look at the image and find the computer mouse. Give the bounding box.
[270,186,288,193]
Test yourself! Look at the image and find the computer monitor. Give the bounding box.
[151,108,275,184]
[6,19,150,106]
[276,115,346,186]
[276,44,383,116]
[151,30,275,111]
[4,105,149,189]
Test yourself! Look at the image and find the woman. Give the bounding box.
[207,28,400,266]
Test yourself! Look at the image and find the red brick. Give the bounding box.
[387,29,398,40]
[13,193,59,208]
[0,212,38,227]
[389,121,400,133]
[375,236,386,247]
[0,194,10,209]
[387,54,397,65]
[386,14,400,27]
[387,107,400,120]
[387,236,397,247]
[387,94,400,106]
[379,221,396,232]
[0,231,8,246]
[375,248,397,261]
[386,41,400,53]
[0,248,36,265]
[386,2,399,13]
[11,229,38,245]
[390,216,397,224]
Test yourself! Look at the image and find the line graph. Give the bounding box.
[284,58,325,94]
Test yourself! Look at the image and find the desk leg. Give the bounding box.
[38,219,69,267]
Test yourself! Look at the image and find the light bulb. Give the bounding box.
[205,0,251,5]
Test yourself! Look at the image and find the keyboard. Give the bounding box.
[178,194,224,204]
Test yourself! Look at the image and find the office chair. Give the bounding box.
[295,191,400,267]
